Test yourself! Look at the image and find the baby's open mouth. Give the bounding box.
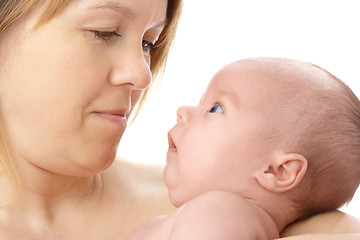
[168,132,177,151]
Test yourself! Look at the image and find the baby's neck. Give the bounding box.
[252,194,300,233]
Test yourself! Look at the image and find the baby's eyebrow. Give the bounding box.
[218,90,240,107]
[87,1,137,20]
[227,91,240,105]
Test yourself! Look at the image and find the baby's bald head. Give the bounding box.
[234,57,360,217]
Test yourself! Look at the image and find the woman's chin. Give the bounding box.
[64,150,118,177]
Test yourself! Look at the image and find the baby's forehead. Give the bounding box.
[208,59,284,92]
[207,58,342,118]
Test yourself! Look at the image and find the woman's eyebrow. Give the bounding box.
[87,2,137,19]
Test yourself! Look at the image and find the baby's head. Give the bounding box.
[262,58,360,218]
[165,58,360,219]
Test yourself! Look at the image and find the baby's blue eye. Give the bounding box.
[209,104,224,113]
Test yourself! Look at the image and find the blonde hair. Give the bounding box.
[0,0,183,190]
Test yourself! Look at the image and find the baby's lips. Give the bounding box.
[167,131,177,151]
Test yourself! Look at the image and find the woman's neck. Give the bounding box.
[0,163,105,236]
[0,159,173,239]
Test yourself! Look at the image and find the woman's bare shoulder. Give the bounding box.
[279,233,360,240]
[95,158,176,238]
[280,210,360,237]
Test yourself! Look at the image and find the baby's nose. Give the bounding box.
[176,106,192,123]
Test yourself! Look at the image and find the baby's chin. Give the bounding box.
[169,189,213,209]
[166,188,191,208]
[166,191,182,208]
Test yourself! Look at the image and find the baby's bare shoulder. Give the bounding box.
[171,191,278,240]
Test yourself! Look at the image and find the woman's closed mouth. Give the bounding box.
[93,109,129,125]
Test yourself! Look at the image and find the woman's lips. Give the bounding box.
[93,111,128,125]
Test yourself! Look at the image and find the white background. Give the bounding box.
[118,0,360,218]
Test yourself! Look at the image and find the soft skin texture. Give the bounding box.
[0,1,359,239]
[0,159,174,239]
[131,59,360,239]
[0,0,169,238]
[164,63,274,208]
[281,233,360,240]
[164,59,308,210]
[129,191,279,240]
[0,0,166,178]
[280,210,360,237]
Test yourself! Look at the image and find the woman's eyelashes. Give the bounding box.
[142,40,157,54]
[209,103,224,113]
[89,30,157,53]
[91,30,121,42]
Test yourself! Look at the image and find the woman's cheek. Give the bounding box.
[129,89,144,115]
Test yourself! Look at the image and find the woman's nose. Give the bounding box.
[109,47,152,90]
[176,106,193,123]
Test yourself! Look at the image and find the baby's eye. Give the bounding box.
[209,104,224,113]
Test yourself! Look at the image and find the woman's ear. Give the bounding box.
[255,152,308,193]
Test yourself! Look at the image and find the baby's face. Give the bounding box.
[164,61,276,207]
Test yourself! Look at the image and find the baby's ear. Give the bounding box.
[255,152,308,193]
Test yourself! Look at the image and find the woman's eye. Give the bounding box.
[209,104,224,113]
[142,40,157,54]
[91,30,121,42]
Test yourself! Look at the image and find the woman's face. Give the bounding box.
[0,0,167,176]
